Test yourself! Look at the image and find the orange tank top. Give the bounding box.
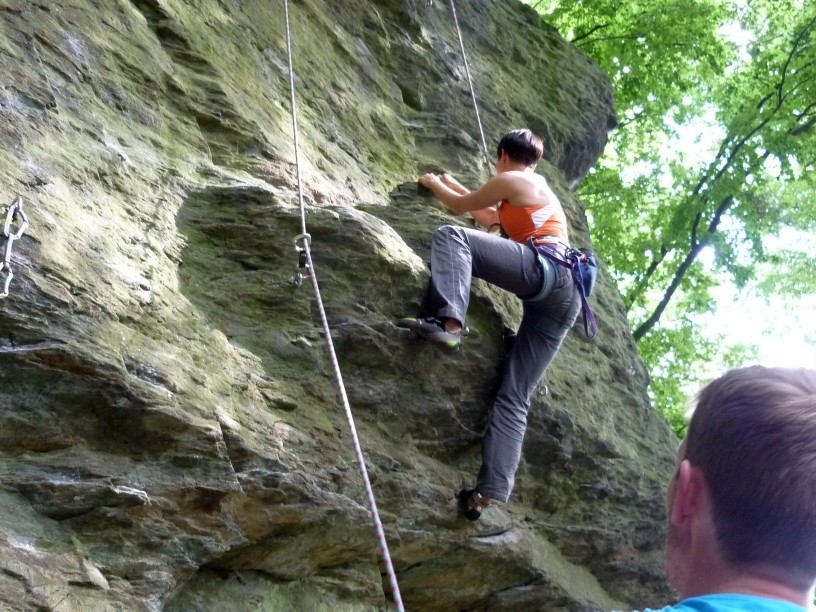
[498,199,569,244]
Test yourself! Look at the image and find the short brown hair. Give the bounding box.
[496,129,544,166]
[686,366,816,585]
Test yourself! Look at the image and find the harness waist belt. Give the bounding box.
[532,234,568,245]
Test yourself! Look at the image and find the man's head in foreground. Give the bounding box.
[666,366,816,606]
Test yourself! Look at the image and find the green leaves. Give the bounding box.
[524,0,816,435]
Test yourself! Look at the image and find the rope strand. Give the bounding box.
[449,0,492,171]
[284,0,307,236]
[283,2,404,610]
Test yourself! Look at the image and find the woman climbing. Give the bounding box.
[397,128,581,520]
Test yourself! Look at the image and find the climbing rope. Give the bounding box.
[1,196,29,299]
[448,0,492,171]
[282,2,405,610]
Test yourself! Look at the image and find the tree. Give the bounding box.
[523,0,816,429]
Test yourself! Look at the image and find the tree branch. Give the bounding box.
[633,196,734,341]
[777,14,816,106]
[632,243,707,341]
[691,211,703,247]
[788,100,816,136]
[571,23,612,45]
[707,195,734,234]
[580,36,693,49]
[756,90,775,112]
[788,115,816,136]
[696,20,815,197]
[625,244,668,311]
[616,108,647,130]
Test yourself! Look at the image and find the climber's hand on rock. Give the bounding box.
[418,173,441,188]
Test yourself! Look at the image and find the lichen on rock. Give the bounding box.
[0,0,677,610]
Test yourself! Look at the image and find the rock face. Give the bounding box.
[0,0,678,610]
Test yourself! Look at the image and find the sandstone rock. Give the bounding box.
[0,0,677,610]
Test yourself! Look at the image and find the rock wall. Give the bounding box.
[0,0,678,610]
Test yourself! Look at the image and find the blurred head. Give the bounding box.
[667,366,816,592]
[496,129,544,167]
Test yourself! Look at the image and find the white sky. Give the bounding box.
[696,230,816,372]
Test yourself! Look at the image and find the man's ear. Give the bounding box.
[670,459,702,527]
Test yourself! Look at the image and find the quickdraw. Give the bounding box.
[1,196,29,299]
[290,232,311,287]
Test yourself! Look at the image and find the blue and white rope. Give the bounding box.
[283,2,404,610]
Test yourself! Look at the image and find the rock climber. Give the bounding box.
[397,128,581,520]
[634,366,816,612]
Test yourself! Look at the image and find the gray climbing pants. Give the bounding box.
[422,225,581,503]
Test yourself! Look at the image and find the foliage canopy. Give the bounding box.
[524,0,816,433]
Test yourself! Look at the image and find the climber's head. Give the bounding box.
[496,129,543,168]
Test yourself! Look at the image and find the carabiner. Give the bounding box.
[3,196,28,240]
[291,233,312,287]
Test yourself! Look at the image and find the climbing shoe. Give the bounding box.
[458,488,490,521]
[395,317,461,351]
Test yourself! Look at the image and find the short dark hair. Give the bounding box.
[496,129,544,166]
[686,366,816,586]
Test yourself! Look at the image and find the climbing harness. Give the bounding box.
[1,196,29,299]
[282,2,404,610]
[448,0,493,171]
[289,233,311,287]
[535,242,598,338]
